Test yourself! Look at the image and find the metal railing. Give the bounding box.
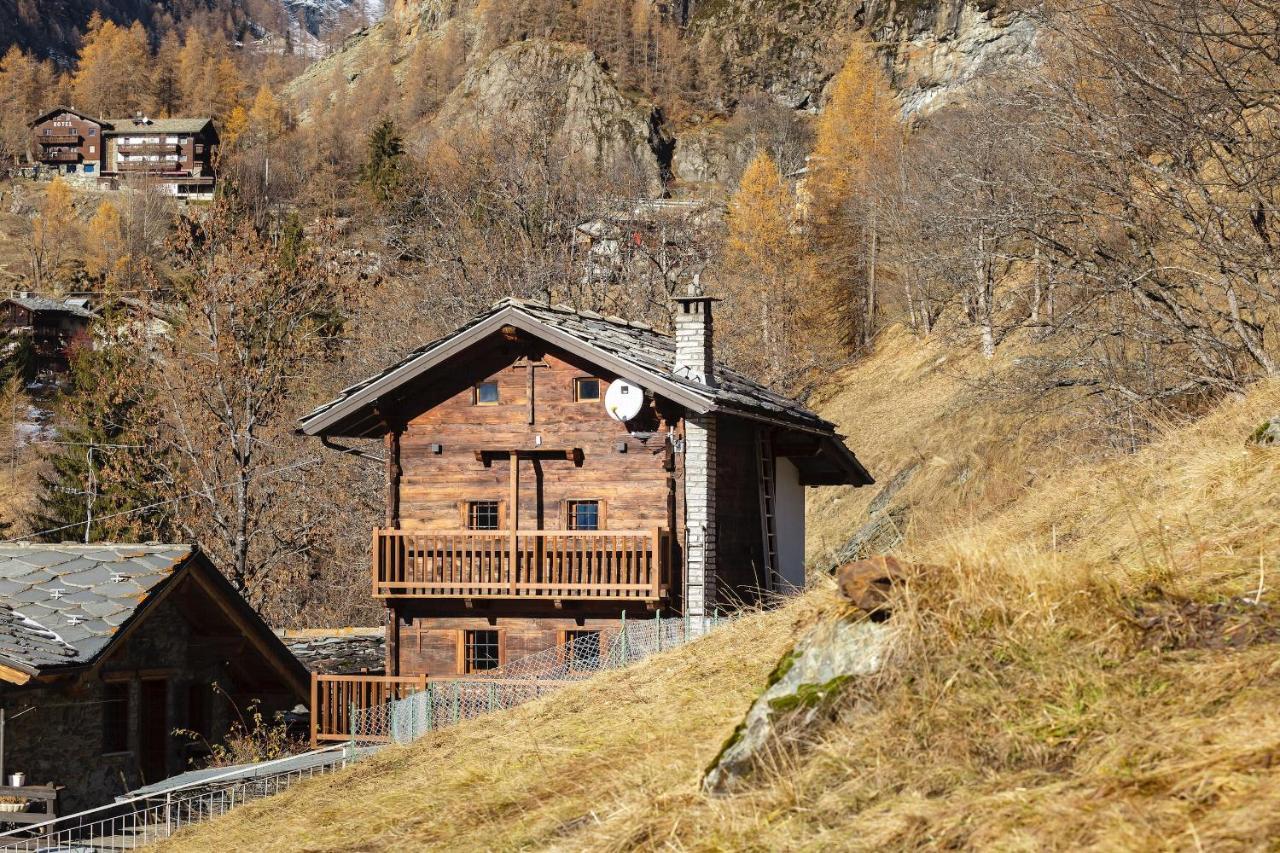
[373,527,673,600]
[0,744,361,851]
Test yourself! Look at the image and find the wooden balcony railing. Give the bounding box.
[39,133,80,144]
[311,674,426,746]
[117,142,181,154]
[116,160,184,173]
[372,528,673,601]
[40,151,79,163]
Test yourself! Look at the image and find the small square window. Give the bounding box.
[574,377,601,402]
[566,500,600,531]
[474,381,499,405]
[467,500,500,530]
[464,629,501,672]
[562,629,602,664]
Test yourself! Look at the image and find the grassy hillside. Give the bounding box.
[159,328,1280,851]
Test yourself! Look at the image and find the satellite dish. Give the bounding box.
[605,380,644,422]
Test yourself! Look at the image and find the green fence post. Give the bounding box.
[349,701,356,745]
[453,682,461,724]
[488,682,496,713]
[656,610,663,652]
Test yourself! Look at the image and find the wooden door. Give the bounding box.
[139,678,169,783]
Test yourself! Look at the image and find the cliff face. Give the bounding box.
[430,40,671,193]
[289,0,1037,195]
[690,0,1037,115]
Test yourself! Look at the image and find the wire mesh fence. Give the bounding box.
[0,613,729,850]
[0,744,362,851]
[351,611,728,744]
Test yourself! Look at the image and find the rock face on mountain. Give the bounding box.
[431,40,672,193]
[692,0,1037,115]
[881,0,1038,115]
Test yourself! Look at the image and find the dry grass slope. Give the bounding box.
[162,327,1280,851]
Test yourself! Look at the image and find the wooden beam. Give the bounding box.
[0,663,31,685]
[509,454,519,594]
[186,565,311,700]
[386,427,403,530]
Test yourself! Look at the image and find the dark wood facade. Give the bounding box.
[301,299,873,680]
[377,338,683,675]
[28,108,105,175]
[28,109,219,198]
[0,295,94,378]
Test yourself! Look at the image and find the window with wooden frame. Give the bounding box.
[565,499,602,531]
[465,500,502,530]
[473,380,500,405]
[458,629,503,673]
[558,629,604,664]
[573,377,602,402]
[102,681,130,753]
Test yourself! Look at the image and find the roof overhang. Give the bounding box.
[5,549,309,700]
[299,306,719,439]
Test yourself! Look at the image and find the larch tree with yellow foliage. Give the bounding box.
[720,151,817,389]
[246,85,287,145]
[26,178,80,293]
[808,39,901,349]
[72,15,150,117]
[86,200,125,279]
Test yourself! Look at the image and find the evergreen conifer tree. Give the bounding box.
[31,331,173,543]
[359,118,405,204]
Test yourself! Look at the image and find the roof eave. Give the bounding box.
[299,305,719,438]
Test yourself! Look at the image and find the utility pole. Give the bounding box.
[85,445,95,544]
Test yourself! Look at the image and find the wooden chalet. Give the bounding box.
[0,293,95,379]
[0,545,308,813]
[300,297,871,729]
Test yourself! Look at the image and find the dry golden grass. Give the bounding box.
[163,326,1280,851]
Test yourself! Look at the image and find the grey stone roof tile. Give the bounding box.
[299,298,837,436]
[0,544,191,671]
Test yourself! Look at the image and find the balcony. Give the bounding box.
[39,133,79,145]
[117,142,181,154]
[116,160,185,173]
[372,527,673,601]
[40,151,80,163]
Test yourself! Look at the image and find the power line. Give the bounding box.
[8,456,324,544]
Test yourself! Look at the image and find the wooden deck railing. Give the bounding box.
[310,674,427,746]
[372,528,673,600]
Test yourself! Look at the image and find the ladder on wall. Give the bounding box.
[756,430,779,593]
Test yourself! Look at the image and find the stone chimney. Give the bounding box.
[673,285,720,630]
[672,294,718,387]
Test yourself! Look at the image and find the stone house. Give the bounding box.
[0,544,308,813]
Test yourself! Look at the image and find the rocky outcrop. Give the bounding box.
[883,1,1039,116]
[431,39,671,194]
[1248,417,1280,447]
[690,0,1038,117]
[703,616,891,794]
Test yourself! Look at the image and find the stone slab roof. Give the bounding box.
[4,294,96,319]
[102,117,214,135]
[284,632,386,675]
[0,544,191,674]
[301,298,834,436]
